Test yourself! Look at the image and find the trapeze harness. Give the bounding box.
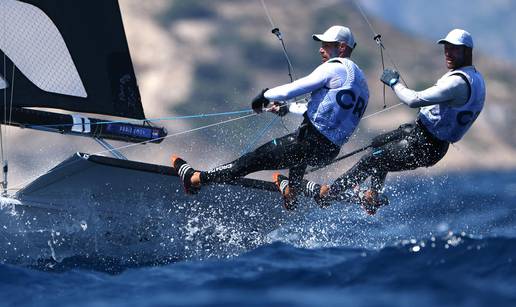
[200,57,369,188]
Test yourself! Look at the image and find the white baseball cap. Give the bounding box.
[312,25,356,48]
[437,29,474,48]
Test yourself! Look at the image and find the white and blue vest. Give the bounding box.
[419,66,485,143]
[307,58,369,146]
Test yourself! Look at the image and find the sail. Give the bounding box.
[0,0,145,119]
[0,73,6,89]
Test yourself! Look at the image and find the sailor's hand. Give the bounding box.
[380,68,399,87]
[266,101,289,117]
[251,88,270,113]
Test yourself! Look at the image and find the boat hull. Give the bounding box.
[1,153,307,265]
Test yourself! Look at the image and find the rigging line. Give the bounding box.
[1,17,7,196]
[259,0,275,29]
[240,97,302,156]
[377,35,387,108]
[240,113,277,155]
[242,116,280,155]
[93,113,257,156]
[260,0,296,79]
[352,0,386,108]
[242,0,296,155]
[27,109,255,129]
[1,55,5,162]
[362,102,403,120]
[0,59,15,164]
[1,20,15,194]
[377,37,408,86]
[260,0,295,78]
[8,113,258,191]
[1,29,6,162]
[351,0,407,87]
[268,46,295,137]
[261,0,295,81]
[6,62,14,149]
[275,29,295,82]
[8,66,14,125]
[25,96,305,130]
[351,0,378,38]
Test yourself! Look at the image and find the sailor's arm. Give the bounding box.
[380,68,470,108]
[264,63,344,116]
[264,64,331,101]
[391,75,469,108]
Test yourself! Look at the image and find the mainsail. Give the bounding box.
[0,0,145,118]
[0,0,166,143]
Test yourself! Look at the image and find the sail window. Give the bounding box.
[0,0,87,98]
[0,74,7,89]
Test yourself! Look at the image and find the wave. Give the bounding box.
[1,235,515,307]
[1,170,515,275]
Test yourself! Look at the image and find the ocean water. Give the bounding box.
[1,170,515,307]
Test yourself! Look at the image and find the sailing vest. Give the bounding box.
[307,58,369,146]
[419,66,485,143]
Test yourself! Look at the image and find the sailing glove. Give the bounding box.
[251,88,270,113]
[380,68,399,87]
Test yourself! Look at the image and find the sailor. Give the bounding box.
[283,28,486,215]
[171,25,370,210]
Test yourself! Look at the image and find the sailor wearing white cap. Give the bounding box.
[292,28,486,215]
[437,28,474,48]
[172,25,369,211]
[312,25,357,48]
[384,28,485,142]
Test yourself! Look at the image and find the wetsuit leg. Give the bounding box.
[328,121,449,198]
[200,117,340,188]
[368,122,450,173]
[328,148,381,196]
[289,119,339,191]
[200,132,307,184]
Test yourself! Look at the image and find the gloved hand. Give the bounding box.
[268,101,289,117]
[380,68,399,87]
[251,88,270,113]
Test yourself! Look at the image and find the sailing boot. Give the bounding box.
[358,189,389,215]
[171,155,200,195]
[272,173,298,211]
[305,180,362,207]
[301,179,332,208]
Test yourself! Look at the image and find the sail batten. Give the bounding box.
[0,0,145,120]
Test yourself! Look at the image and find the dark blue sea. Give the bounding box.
[1,170,515,307]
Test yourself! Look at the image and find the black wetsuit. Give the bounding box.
[327,119,449,196]
[200,116,340,190]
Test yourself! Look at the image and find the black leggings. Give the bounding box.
[329,120,449,196]
[200,117,340,190]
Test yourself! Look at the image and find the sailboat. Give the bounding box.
[0,0,302,263]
